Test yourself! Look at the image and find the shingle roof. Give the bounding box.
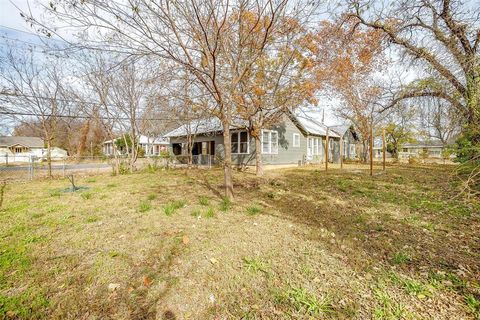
[0,136,44,148]
[164,112,348,139]
[329,124,351,136]
[291,112,341,138]
[164,117,248,138]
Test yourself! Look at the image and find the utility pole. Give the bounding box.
[325,128,329,172]
[370,124,373,176]
[382,128,386,171]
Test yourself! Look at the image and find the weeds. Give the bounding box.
[465,294,480,318]
[275,287,333,316]
[80,192,93,200]
[49,190,61,197]
[191,209,201,218]
[139,200,152,213]
[246,204,261,216]
[219,197,231,212]
[86,216,100,223]
[205,207,215,218]
[164,200,186,216]
[391,251,411,265]
[199,196,209,206]
[243,257,270,274]
[147,194,157,201]
[373,288,406,319]
[389,273,432,299]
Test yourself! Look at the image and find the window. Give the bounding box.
[307,137,320,156]
[262,130,278,154]
[293,133,300,147]
[350,144,355,155]
[231,131,249,154]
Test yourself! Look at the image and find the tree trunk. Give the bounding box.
[221,117,234,200]
[254,135,263,176]
[187,133,193,168]
[77,120,90,158]
[47,139,52,178]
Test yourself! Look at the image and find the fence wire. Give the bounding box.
[0,154,216,182]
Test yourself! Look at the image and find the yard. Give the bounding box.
[0,164,479,319]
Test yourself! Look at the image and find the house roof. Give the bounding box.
[403,140,445,148]
[329,124,351,136]
[138,135,169,145]
[290,111,341,138]
[104,135,170,145]
[164,117,248,138]
[0,136,44,148]
[163,111,356,140]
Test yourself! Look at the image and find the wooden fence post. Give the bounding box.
[370,125,373,177]
[340,137,343,169]
[325,128,329,172]
[382,129,386,171]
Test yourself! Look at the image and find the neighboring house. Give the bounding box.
[372,146,393,159]
[0,136,44,163]
[372,139,392,159]
[164,111,359,166]
[103,135,170,156]
[398,140,447,159]
[0,136,67,163]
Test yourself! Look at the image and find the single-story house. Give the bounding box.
[373,146,393,159]
[0,136,67,163]
[103,135,170,156]
[0,136,44,163]
[164,111,359,166]
[398,140,447,159]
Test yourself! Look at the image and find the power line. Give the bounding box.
[0,91,171,107]
[0,24,66,43]
[0,111,177,121]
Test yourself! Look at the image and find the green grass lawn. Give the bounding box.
[0,164,479,319]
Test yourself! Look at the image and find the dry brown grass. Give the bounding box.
[0,164,479,319]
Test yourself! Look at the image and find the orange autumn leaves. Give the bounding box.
[313,17,385,92]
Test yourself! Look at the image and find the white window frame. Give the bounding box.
[293,133,300,147]
[314,138,319,155]
[261,130,279,154]
[350,144,355,155]
[231,130,250,154]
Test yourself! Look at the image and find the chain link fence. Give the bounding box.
[0,154,216,182]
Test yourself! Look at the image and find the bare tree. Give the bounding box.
[418,99,463,144]
[348,0,480,153]
[0,49,72,177]
[29,0,321,199]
